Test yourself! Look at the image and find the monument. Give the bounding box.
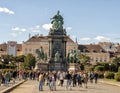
[34,46,48,71]
[48,11,67,71]
[34,11,80,71]
[67,49,81,71]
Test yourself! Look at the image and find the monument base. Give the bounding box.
[34,62,49,71]
[49,62,67,71]
[68,63,80,72]
[54,62,61,71]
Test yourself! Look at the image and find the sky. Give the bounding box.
[0,0,120,44]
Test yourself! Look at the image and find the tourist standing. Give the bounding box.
[38,72,44,91]
[76,72,82,87]
[94,72,98,84]
[90,71,94,83]
[65,71,72,90]
[4,71,10,86]
[0,71,2,86]
[82,71,88,88]
[49,73,56,91]
[59,71,64,86]
[72,72,77,87]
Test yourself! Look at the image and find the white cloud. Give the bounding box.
[35,25,40,29]
[12,25,41,33]
[72,35,77,39]
[0,7,14,14]
[10,33,17,37]
[31,30,40,33]
[70,35,77,42]
[12,27,20,31]
[66,27,72,31]
[29,25,40,32]
[21,28,27,32]
[18,32,22,35]
[42,24,72,31]
[114,38,120,40]
[12,27,27,32]
[94,36,110,41]
[80,37,91,41]
[42,23,52,30]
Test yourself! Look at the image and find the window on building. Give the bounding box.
[33,49,35,52]
[83,49,86,52]
[104,58,107,62]
[25,48,27,52]
[25,48,27,54]
[100,58,102,62]
[91,58,93,61]
[29,48,31,52]
[96,58,98,62]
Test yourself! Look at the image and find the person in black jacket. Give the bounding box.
[72,72,77,87]
[94,72,98,84]
[65,71,72,90]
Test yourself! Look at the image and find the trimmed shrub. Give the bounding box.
[104,72,114,79]
[94,66,104,72]
[114,72,120,81]
[118,67,120,72]
[88,67,94,71]
[98,72,104,78]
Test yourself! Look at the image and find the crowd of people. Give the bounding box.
[0,70,37,86]
[0,70,18,86]
[38,70,99,91]
[0,70,99,91]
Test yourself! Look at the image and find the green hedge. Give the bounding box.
[104,72,114,79]
[118,67,120,72]
[94,66,104,71]
[114,72,120,81]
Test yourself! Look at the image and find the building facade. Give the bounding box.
[0,40,111,65]
[22,34,78,62]
[78,44,110,65]
[0,42,22,57]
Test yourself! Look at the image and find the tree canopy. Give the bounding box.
[78,54,90,65]
[23,53,36,70]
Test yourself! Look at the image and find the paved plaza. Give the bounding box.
[10,80,120,93]
[0,80,25,93]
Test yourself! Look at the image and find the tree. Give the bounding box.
[96,62,109,71]
[16,55,25,62]
[112,57,120,66]
[0,55,17,69]
[23,53,36,70]
[115,72,120,81]
[78,54,90,65]
[112,57,120,71]
[1,55,10,64]
[94,66,104,72]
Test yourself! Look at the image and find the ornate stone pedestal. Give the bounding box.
[34,62,49,71]
[49,61,67,71]
[54,62,61,70]
[68,63,80,72]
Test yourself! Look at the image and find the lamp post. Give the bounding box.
[1,59,4,69]
[109,63,111,72]
[9,61,11,69]
[118,62,120,66]
[1,59,4,62]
